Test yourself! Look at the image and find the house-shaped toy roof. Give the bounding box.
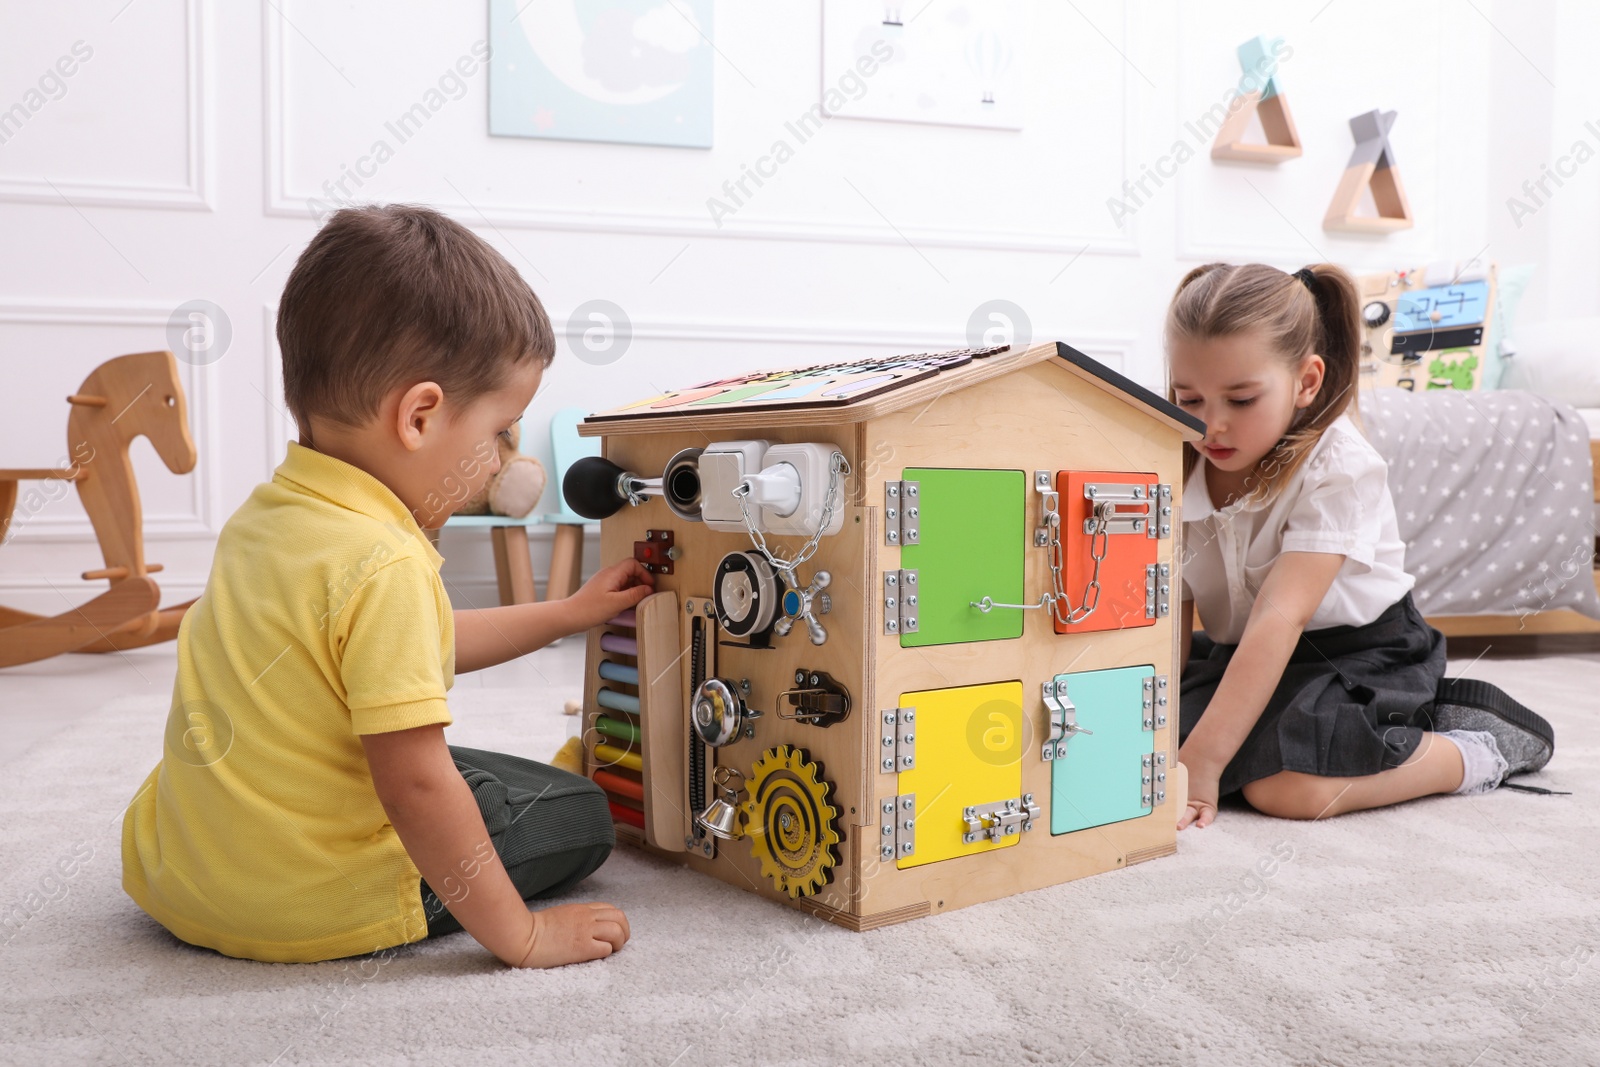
[579,341,1206,442]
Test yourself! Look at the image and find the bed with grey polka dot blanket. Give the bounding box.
[1359,387,1600,620]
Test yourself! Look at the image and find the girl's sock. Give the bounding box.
[1440,729,1509,795]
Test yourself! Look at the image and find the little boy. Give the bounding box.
[121,204,653,967]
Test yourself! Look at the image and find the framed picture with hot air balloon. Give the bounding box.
[821,0,1027,130]
[488,0,715,149]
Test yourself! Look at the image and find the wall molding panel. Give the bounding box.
[0,0,211,211]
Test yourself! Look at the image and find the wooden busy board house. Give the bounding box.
[563,341,1205,930]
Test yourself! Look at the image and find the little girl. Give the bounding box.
[1168,262,1557,829]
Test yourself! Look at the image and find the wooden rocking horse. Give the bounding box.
[0,351,199,668]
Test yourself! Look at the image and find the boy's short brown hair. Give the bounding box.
[278,204,554,433]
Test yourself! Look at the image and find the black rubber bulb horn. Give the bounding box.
[562,448,706,522]
[563,456,635,520]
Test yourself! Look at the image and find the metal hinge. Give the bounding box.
[1083,482,1172,539]
[962,795,1039,843]
[1141,752,1168,810]
[1145,562,1171,619]
[882,569,919,635]
[1141,674,1169,731]
[884,480,921,546]
[879,706,916,773]
[879,793,916,860]
[1040,678,1093,761]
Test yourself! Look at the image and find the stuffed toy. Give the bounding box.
[456,422,547,518]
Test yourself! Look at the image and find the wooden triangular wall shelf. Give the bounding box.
[1211,37,1302,163]
[1324,108,1414,234]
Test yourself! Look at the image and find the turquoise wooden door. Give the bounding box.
[1049,665,1156,835]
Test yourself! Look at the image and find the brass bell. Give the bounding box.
[695,767,746,841]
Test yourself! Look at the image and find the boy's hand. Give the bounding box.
[565,558,655,632]
[516,902,630,967]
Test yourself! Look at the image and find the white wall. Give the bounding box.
[0,0,1581,615]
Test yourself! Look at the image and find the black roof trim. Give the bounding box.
[1054,341,1206,437]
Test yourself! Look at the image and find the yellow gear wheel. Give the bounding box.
[742,746,840,898]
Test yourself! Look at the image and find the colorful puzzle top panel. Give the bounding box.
[585,345,1011,422]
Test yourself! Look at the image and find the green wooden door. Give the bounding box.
[899,468,1025,648]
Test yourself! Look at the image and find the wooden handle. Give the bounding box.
[67,394,108,407]
[82,563,163,581]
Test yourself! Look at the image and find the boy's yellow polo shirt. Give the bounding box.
[122,442,455,963]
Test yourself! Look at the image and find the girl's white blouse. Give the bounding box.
[1180,413,1415,644]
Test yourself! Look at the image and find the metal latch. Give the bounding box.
[962,795,1039,843]
[1034,470,1059,547]
[1083,482,1172,539]
[884,480,921,546]
[1040,679,1093,761]
[883,569,919,635]
[1141,752,1168,810]
[879,706,915,772]
[1145,562,1171,619]
[879,793,915,860]
[1142,674,1169,731]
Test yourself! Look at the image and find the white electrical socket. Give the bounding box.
[758,442,845,537]
[699,440,770,531]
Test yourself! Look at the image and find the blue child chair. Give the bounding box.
[439,406,596,605]
[539,406,600,602]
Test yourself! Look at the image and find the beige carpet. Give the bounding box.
[2,653,1596,1067]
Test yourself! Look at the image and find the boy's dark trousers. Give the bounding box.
[419,745,616,937]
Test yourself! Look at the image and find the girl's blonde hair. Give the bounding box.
[1165,262,1362,507]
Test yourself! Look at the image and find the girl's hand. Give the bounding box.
[566,558,655,632]
[1177,761,1219,830]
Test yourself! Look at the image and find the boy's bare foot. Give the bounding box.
[516,902,630,968]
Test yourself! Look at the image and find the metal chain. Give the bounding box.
[732,451,850,586]
[971,502,1107,623]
